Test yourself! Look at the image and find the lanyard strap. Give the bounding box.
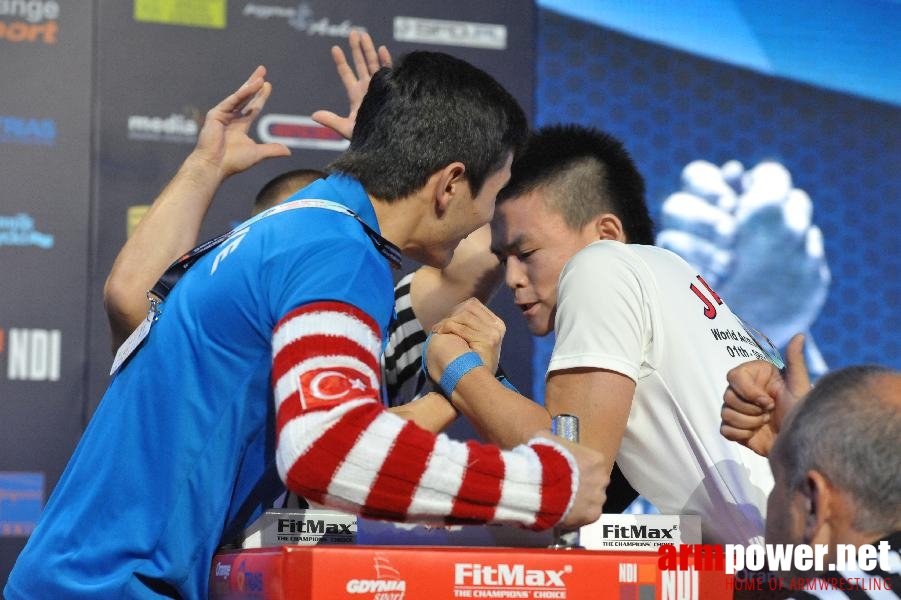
[149,198,402,302]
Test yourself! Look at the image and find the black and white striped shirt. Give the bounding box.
[382,272,430,406]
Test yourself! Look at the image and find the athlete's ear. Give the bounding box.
[802,470,834,546]
[434,162,467,217]
[593,213,626,242]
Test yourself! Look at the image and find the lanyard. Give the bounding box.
[148,198,402,302]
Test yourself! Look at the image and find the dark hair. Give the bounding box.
[328,51,527,201]
[253,169,325,214]
[497,124,654,244]
[773,365,901,531]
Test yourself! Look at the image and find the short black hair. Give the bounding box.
[498,124,654,244]
[328,51,528,201]
[253,169,325,215]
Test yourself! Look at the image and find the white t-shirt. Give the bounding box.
[549,240,773,545]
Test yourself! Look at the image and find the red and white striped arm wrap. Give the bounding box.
[271,300,579,530]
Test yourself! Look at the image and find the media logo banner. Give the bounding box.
[133,0,226,29]
[393,16,507,50]
[0,472,44,537]
[127,111,199,144]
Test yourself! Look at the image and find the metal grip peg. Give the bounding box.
[551,413,579,443]
[549,414,583,549]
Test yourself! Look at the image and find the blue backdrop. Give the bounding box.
[529,3,901,401]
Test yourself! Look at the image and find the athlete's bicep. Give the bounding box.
[545,368,635,470]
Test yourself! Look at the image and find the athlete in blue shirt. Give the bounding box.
[6,53,607,599]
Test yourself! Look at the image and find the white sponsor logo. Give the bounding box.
[127,112,199,143]
[345,556,406,598]
[4,328,61,382]
[345,579,407,595]
[455,563,571,588]
[662,568,699,600]
[394,16,507,50]
[210,229,249,275]
[214,562,231,578]
[243,2,366,38]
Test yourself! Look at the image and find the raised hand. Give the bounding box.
[190,65,291,179]
[720,334,810,456]
[312,31,392,140]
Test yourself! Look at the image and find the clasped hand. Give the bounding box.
[424,298,505,385]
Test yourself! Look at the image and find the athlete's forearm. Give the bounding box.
[104,154,226,350]
[271,300,576,530]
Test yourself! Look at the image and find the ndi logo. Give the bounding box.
[2,328,61,381]
[0,116,56,146]
[617,562,698,600]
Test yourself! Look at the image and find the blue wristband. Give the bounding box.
[438,352,484,397]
